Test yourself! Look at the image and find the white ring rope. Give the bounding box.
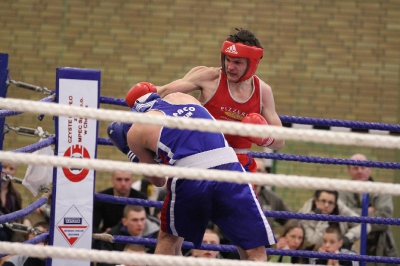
[0,97,400,149]
[2,151,400,196]
[0,242,303,266]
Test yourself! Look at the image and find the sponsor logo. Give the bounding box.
[224,111,243,120]
[225,44,238,54]
[62,144,90,182]
[64,218,82,224]
[220,107,247,120]
[57,206,89,246]
[172,106,196,118]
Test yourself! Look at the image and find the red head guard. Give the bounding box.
[221,40,263,82]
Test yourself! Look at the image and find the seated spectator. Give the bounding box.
[268,219,307,264]
[93,171,148,235]
[115,244,147,266]
[299,190,370,251]
[339,153,398,264]
[0,162,22,242]
[309,225,359,266]
[98,205,160,266]
[189,228,221,259]
[253,158,291,228]
[2,221,49,266]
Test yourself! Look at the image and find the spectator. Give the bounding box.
[115,244,147,266]
[190,228,221,259]
[99,205,159,262]
[253,158,291,228]
[2,221,48,266]
[338,154,397,265]
[93,171,148,234]
[309,225,359,266]
[268,219,307,263]
[298,189,370,251]
[0,162,22,242]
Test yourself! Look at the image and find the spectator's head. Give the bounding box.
[111,171,134,197]
[321,225,343,253]
[312,190,339,215]
[122,244,146,266]
[192,229,220,258]
[122,205,146,237]
[31,221,50,245]
[281,219,305,250]
[347,154,371,182]
[0,161,21,208]
[1,161,17,177]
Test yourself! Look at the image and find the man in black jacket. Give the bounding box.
[98,205,160,266]
[93,171,148,234]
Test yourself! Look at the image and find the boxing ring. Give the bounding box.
[0,53,399,265]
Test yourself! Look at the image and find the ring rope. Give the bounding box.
[91,96,400,133]
[0,96,53,118]
[0,242,303,266]
[279,115,400,132]
[11,136,55,153]
[250,151,400,170]
[21,136,398,171]
[93,235,399,265]
[1,151,399,195]
[99,137,400,169]
[0,98,400,149]
[0,234,49,258]
[94,194,400,226]
[0,196,48,224]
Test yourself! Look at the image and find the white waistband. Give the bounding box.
[233,148,249,154]
[174,147,238,169]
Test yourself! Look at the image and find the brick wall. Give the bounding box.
[1,0,400,251]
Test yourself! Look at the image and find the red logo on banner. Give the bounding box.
[62,145,90,182]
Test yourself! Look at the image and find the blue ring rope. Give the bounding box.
[94,194,400,226]
[110,235,399,264]
[0,197,48,224]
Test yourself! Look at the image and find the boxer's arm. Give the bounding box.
[260,81,285,150]
[127,124,166,187]
[157,66,216,97]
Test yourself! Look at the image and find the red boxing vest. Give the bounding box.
[203,70,262,149]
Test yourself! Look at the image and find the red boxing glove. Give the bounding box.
[241,113,275,147]
[126,82,157,107]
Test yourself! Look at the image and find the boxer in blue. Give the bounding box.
[108,88,275,261]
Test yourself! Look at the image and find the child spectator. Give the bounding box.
[309,225,359,266]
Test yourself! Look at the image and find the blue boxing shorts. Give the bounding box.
[160,161,276,250]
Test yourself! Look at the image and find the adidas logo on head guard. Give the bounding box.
[225,44,238,54]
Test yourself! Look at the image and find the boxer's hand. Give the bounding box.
[107,122,139,163]
[126,82,157,108]
[241,113,274,147]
